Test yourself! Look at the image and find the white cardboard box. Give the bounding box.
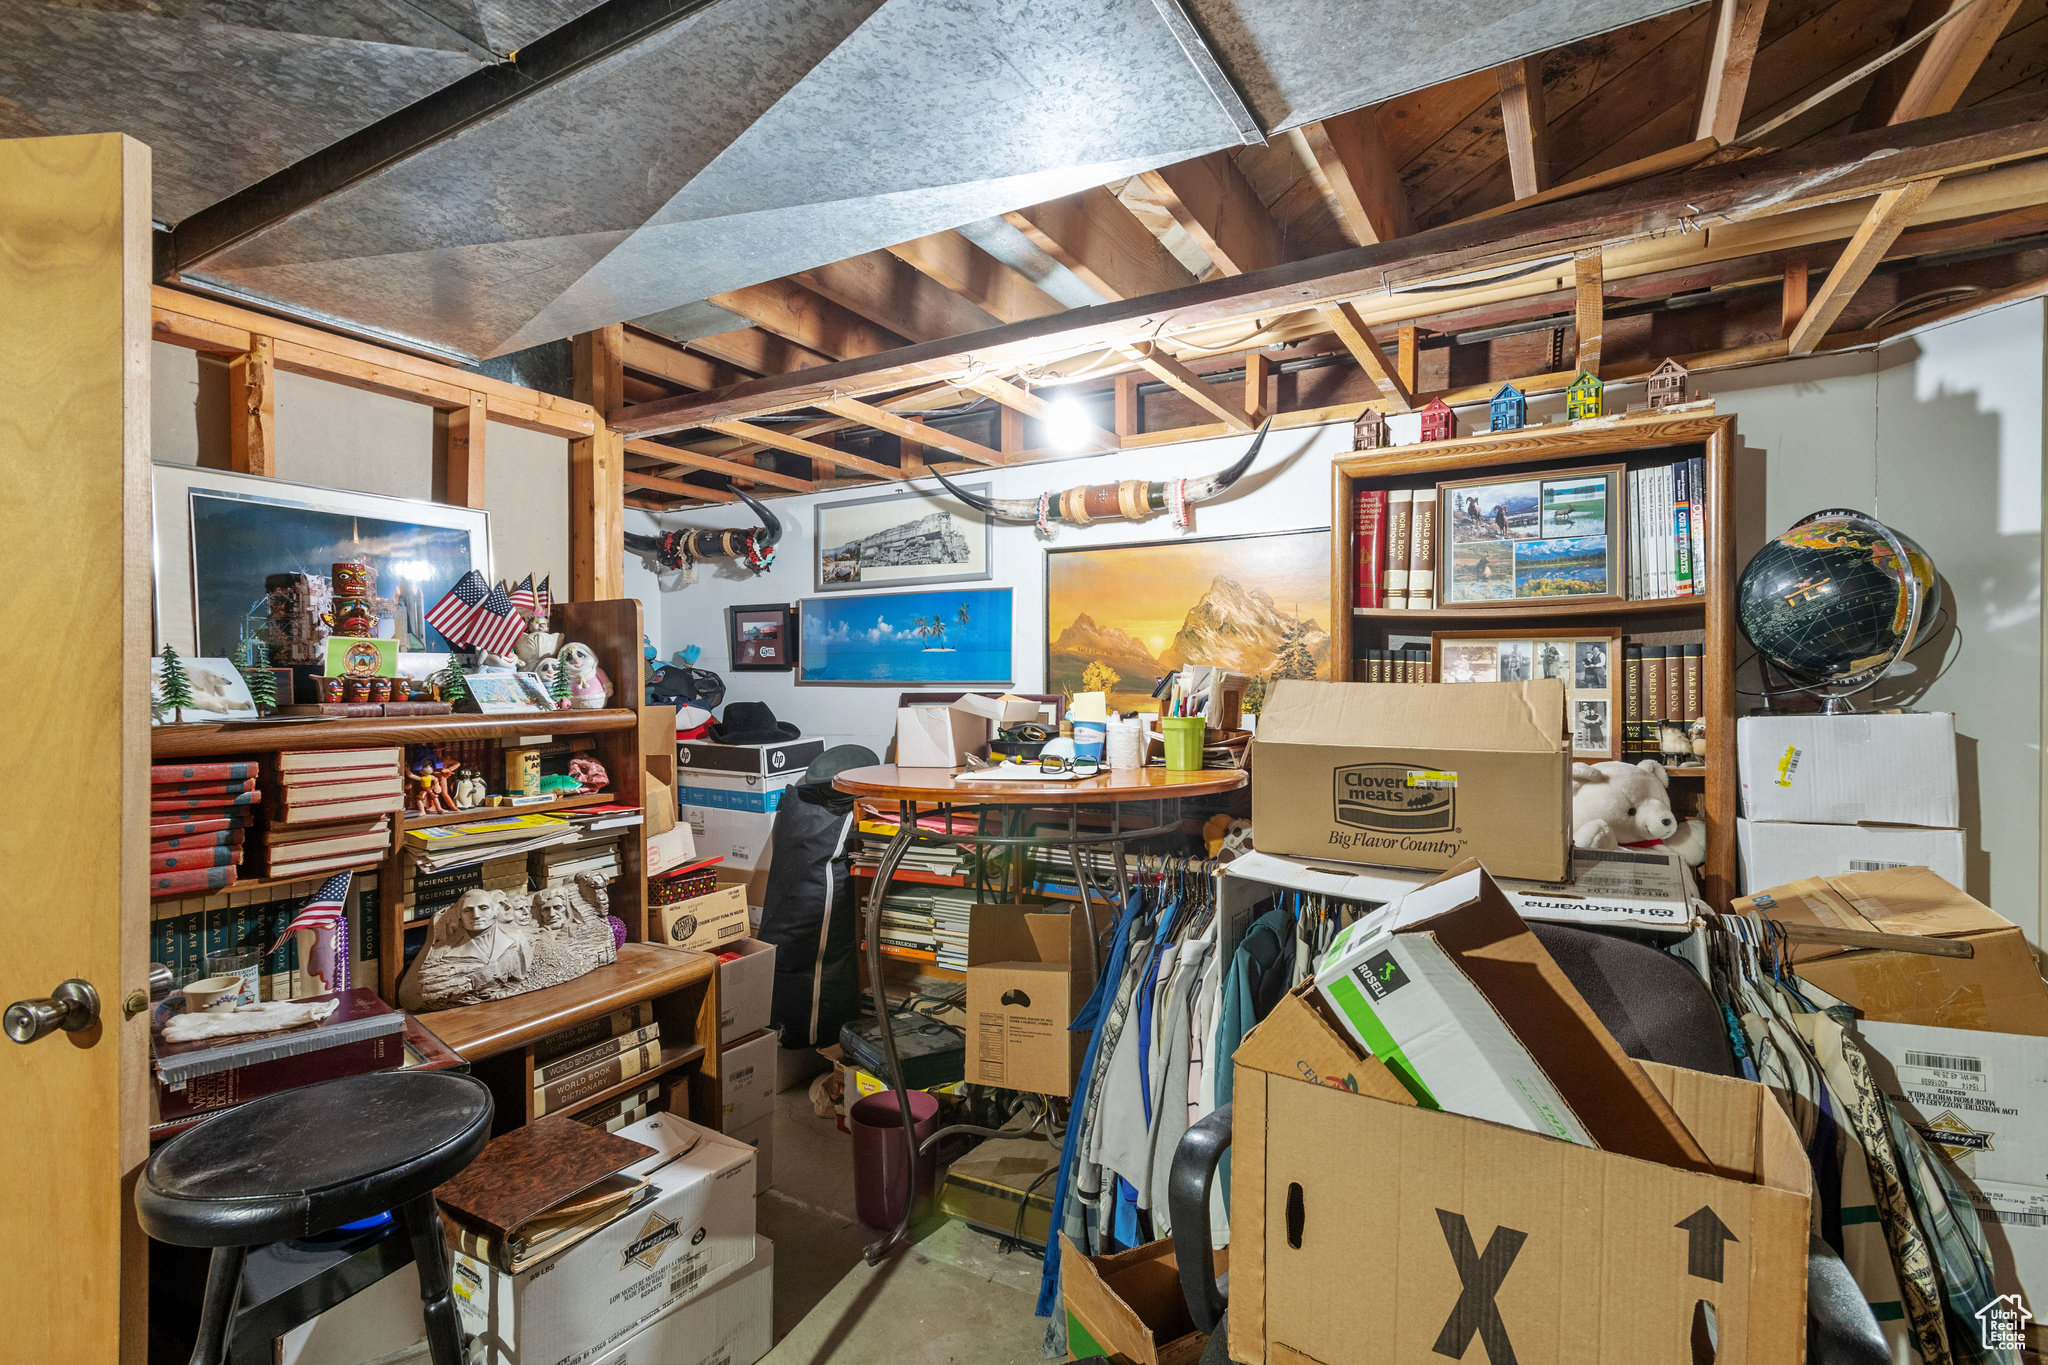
[1737,817,1966,892]
[453,1113,757,1365]
[590,1235,774,1365]
[1225,846,1700,935]
[721,1027,779,1130]
[895,693,1041,768]
[1737,712,1959,827]
[1853,1019,2048,1327]
[644,823,698,878]
[1312,868,1596,1146]
[719,938,775,1045]
[725,1112,775,1196]
[682,804,778,872]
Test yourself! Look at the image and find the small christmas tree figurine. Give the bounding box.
[548,661,572,710]
[157,645,195,723]
[437,655,469,704]
[236,637,276,711]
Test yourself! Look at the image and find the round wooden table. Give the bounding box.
[831,762,1247,1263]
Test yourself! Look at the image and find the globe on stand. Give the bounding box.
[1736,509,1940,714]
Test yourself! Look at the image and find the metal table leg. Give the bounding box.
[863,799,923,1265]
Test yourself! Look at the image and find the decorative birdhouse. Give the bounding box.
[1646,358,1689,410]
[1353,407,1389,450]
[1488,383,1525,432]
[1566,372,1604,421]
[1418,398,1456,442]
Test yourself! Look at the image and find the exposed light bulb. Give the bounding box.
[1045,394,1093,451]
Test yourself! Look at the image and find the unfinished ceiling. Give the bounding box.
[114,0,1698,360]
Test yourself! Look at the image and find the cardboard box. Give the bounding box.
[1250,679,1570,881]
[1737,817,1965,892]
[681,804,777,872]
[1224,846,1700,936]
[725,1113,774,1197]
[655,885,750,953]
[644,773,675,838]
[895,693,1043,768]
[644,822,697,878]
[1854,1019,2048,1330]
[1735,865,2048,1036]
[1737,711,1959,827]
[720,1027,779,1130]
[677,768,804,814]
[718,938,775,1045]
[1061,1234,1227,1365]
[966,904,1094,1096]
[451,1113,757,1365]
[715,866,772,927]
[1313,864,1714,1170]
[1227,990,1813,1365]
[674,736,823,777]
[583,1235,773,1365]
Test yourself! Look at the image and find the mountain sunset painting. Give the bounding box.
[1045,529,1331,713]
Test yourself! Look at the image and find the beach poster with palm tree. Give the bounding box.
[799,588,1013,683]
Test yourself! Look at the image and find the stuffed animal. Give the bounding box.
[1570,760,1680,850]
[536,641,612,710]
[1663,817,1708,868]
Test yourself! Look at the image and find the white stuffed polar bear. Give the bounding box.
[1571,759,1681,851]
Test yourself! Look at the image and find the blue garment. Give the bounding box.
[1037,891,1144,1318]
[1213,906,1296,1210]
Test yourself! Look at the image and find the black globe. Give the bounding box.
[1737,512,1940,685]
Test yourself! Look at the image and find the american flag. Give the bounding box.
[266,871,351,955]
[425,570,489,644]
[467,580,527,656]
[535,576,552,619]
[508,574,537,620]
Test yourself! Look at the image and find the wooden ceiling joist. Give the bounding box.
[1497,57,1555,199]
[1573,249,1605,376]
[687,326,833,377]
[1323,302,1414,411]
[622,437,814,493]
[796,250,1004,344]
[1788,177,1944,352]
[821,396,1006,466]
[1862,0,2023,128]
[1006,186,1200,300]
[884,230,1068,323]
[961,376,1122,452]
[1695,0,1768,143]
[609,96,2048,436]
[708,279,909,362]
[1295,108,1413,246]
[621,327,751,391]
[1138,152,1290,275]
[622,470,739,503]
[1116,342,1256,430]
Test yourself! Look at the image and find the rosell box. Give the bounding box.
[966,903,1094,1096]
[452,1112,757,1365]
[1736,711,1958,827]
[1250,679,1570,881]
[655,884,750,954]
[1735,865,2048,1036]
[1226,989,1812,1365]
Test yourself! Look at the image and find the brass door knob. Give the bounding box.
[4,979,101,1044]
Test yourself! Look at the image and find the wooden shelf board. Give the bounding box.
[1354,597,1706,620]
[415,943,715,1061]
[151,708,640,759]
[550,1044,706,1121]
[404,792,617,830]
[150,860,387,901]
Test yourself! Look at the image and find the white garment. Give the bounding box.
[162,999,339,1042]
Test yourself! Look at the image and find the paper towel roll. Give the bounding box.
[1106,718,1145,770]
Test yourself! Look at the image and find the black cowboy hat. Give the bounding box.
[709,700,801,745]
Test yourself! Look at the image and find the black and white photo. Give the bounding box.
[814,484,991,592]
[1575,640,1609,690]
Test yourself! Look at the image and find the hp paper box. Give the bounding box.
[1251,679,1569,881]
[452,1112,757,1365]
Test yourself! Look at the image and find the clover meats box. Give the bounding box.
[1251,679,1569,881]
[1227,988,1811,1365]
[452,1112,757,1365]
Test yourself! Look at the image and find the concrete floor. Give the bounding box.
[754,1062,1050,1365]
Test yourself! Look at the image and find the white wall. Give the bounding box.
[646,302,2045,933]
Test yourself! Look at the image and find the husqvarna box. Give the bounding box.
[1250,679,1569,881]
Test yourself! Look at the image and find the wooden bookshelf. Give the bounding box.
[150,706,638,758]
[1331,412,1738,908]
[402,791,617,829]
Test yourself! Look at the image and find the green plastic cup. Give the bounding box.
[1162,716,1206,771]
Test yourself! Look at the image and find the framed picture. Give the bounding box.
[1045,528,1331,714]
[1432,628,1624,761]
[151,464,491,659]
[1437,464,1623,607]
[465,672,548,714]
[151,656,259,725]
[728,603,797,672]
[799,588,1013,685]
[815,483,992,592]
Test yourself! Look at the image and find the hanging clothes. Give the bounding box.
[1212,904,1296,1211]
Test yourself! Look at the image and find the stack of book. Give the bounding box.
[1627,455,1707,600]
[576,1081,662,1134]
[931,889,974,971]
[1351,487,1437,610]
[406,812,579,875]
[150,762,260,897]
[254,749,403,879]
[878,890,940,956]
[1358,646,1434,683]
[533,830,623,888]
[262,815,392,882]
[1623,641,1705,763]
[153,987,404,1122]
[531,1003,665,1118]
[403,852,530,925]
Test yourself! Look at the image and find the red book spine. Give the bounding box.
[150,866,238,897]
[150,847,243,874]
[155,1032,405,1122]
[151,762,258,784]
[149,812,252,838]
[150,790,262,813]
[1355,489,1387,610]
[152,828,246,852]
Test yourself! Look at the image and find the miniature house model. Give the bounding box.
[1566,372,1604,421]
[1646,358,1689,410]
[1489,383,1525,432]
[1418,398,1456,442]
[1353,407,1389,450]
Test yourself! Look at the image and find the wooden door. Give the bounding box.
[0,133,154,1364]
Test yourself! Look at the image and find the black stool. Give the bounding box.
[137,1070,493,1365]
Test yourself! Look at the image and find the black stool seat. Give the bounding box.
[140,1070,492,1247]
